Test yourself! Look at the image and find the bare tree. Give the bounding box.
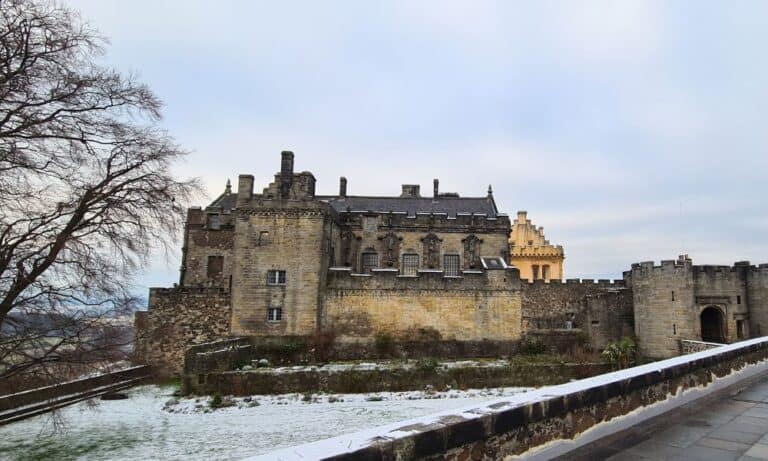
[0,0,200,389]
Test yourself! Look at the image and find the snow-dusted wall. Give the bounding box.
[250,337,768,461]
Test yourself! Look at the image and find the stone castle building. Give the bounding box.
[134,152,768,373]
[509,211,564,281]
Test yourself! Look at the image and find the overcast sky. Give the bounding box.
[67,0,768,289]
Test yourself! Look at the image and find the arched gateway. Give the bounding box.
[700,307,725,343]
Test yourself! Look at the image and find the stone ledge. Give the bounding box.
[248,337,768,461]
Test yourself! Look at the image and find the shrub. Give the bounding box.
[602,337,636,370]
[521,337,548,355]
[415,357,439,372]
[374,332,396,357]
[209,393,222,409]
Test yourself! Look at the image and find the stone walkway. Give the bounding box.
[605,377,768,460]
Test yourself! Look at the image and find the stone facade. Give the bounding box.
[133,151,768,372]
[509,211,564,281]
[627,255,768,359]
[325,268,521,342]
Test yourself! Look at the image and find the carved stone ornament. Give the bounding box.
[462,234,483,269]
[341,230,360,267]
[378,232,402,268]
[421,233,443,269]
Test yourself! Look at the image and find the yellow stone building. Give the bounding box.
[509,211,564,281]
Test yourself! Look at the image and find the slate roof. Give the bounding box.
[209,193,236,212]
[319,196,499,218]
[206,193,500,218]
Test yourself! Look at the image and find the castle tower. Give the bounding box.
[509,211,564,281]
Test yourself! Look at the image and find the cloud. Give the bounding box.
[64,0,768,291]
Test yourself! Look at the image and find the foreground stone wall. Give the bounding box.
[254,337,768,461]
[189,361,609,396]
[134,287,231,375]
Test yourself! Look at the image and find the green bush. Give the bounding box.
[602,337,636,370]
[209,393,222,409]
[521,337,548,355]
[415,357,439,372]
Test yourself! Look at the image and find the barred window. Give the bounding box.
[401,253,419,276]
[208,214,220,230]
[267,270,286,285]
[361,252,378,272]
[444,254,460,277]
[267,307,282,321]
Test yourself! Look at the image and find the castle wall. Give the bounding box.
[230,203,333,337]
[180,208,235,288]
[520,279,632,350]
[628,260,696,359]
[323,269,522,342]
[747,266,768,336]
[134,288,231,375]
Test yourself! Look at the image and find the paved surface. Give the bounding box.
[604,377,768,460]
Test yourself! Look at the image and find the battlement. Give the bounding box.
[327,266,520,291]
[629,256,768,276]
[520,278,626,288]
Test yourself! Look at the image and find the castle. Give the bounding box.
[134,152,768,373]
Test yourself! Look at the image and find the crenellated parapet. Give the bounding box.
[326,266,521,291]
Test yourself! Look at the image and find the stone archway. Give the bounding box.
[700,307,725,343]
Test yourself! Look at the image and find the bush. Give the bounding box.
[521,337,548,355]
[602,337,636,370]
[209,393,222,409]
[374,332,395,357]
[415,357,439,372]
[311,330,336,363]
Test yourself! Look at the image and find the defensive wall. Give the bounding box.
[520,278,633,350]
[323,267,522,342]
[134,287,231,375]
[251,337,768,461]
[627,258,768,359]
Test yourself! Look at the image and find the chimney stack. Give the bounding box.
[433,179,439,198]
[339,176,347,197]
[237,174,254,207]
[279,151,294,199]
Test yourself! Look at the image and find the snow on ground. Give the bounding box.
[0,384,531,461]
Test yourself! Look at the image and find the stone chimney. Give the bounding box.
[400,184,421,198]
[339,176,347,197]
[279,151,294,199]
[433,179,439,198]
[237,174,254,207]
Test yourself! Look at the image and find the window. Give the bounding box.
[444,254,460,277]
[208,214,220,230]
[207,255,223,278]
[361,252,378,273]
[737,295,742,305]
[401,253,419,276]
[527,240,533,246]
[532,265,540,280]
[267,270,286,285]
[672,291,675,301]
[267,307,282,321]
[258,231,270,246]
[542,265,550,281]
